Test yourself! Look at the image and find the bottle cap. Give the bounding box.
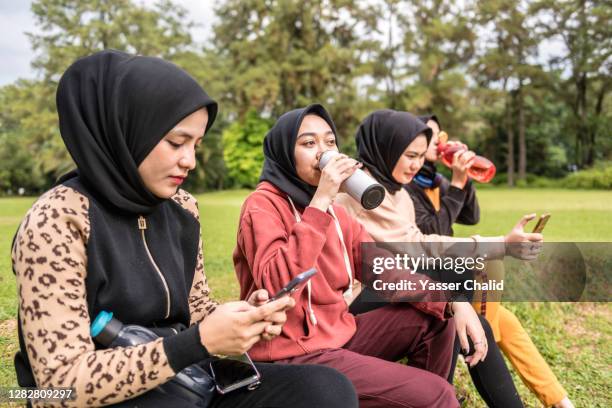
[438,131,448,144]
[91,310,114,338]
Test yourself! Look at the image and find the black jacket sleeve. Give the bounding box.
[407,176,480,236]
[449,178,480,226]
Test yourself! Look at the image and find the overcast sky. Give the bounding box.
[0,0,216,86]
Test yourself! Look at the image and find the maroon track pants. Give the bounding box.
[278,304,459,408]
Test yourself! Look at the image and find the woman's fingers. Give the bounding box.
[245,297,292,323]
[524,232,544,242]
[514,213,537,230]
[223,300,255,313]
[457,325,470,355]
[324,156,357,178]
[264,324,282,337]
[247,289,269,306]
[465,322,487,366]
[326,157,359,183]
[265,310,288,325]
[469,338,487,367]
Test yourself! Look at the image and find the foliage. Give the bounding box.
[0,80,68,194]
[222,111,272,188]
[210,0,379,143]
[530,0,612,167]
[0,0,214,192]
[0,0,610,193]
[561,161,612,189]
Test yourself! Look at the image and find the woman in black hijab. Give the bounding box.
[258,104,340,208]
[339,110,543,408]
[406,114,480,236]
[12,51,357,408]
[235,105,460,408]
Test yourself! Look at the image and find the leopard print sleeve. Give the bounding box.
[13,186,176,407]
[171,189,218,326]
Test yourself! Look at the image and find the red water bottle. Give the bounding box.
[437,131,496,183]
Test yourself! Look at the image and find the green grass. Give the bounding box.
[1,188,611,406]
[453,189,612,241]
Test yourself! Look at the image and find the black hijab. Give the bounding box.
[259,104,338,208]
[415,114,442,188]
[56,50,218,214]
[356,110,432,193]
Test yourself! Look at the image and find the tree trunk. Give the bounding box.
[575,0,589,167]
[586,80,609,165]
[575,72,588,166]
[517,80,526,180]
[386,0,398,109]
[506,92,515,187]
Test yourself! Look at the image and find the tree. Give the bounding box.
[28,0,195,82]
[0,80,69,191]
[531,0,611,167]
[210,0,378,143]
[395,0,477,137]
[0,0,220,192]
[472,0,545,183]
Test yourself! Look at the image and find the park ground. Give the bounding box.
[0,188,610,407]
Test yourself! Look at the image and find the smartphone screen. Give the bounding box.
[209,353,261,394]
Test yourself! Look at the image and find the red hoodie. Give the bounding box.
[233,181,446,361]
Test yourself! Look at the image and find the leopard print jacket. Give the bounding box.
[12,185,217,407]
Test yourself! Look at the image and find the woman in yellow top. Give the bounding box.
[404,114,574,408]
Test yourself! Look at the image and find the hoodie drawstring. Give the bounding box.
[286,197,353,326]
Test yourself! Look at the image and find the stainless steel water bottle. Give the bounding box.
[318,150,385,210]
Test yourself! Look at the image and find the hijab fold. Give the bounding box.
[356,110,431,193]
[56,49,218,214]
[259,104,338,208]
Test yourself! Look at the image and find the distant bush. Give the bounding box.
[468,163,611,190]
[561,162,612,189]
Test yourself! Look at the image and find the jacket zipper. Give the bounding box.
[138,216,171,319]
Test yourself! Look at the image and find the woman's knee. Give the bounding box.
[291,365,358,408]
[419,374,459,408]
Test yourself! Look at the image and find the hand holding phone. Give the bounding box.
[268,268,317,302]
[532,213,551,233]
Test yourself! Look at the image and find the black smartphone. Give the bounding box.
[209,353,261,394]
[268,268,317,302]
[532,213,551,233]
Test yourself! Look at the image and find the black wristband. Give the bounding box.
[162,323,210,373]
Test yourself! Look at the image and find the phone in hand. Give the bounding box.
[532,213,551,233]
[268,268,317,302]
[209,353,261,394]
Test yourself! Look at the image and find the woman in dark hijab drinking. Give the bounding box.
[234,104,460,408]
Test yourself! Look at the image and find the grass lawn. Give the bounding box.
[1,188,611,406]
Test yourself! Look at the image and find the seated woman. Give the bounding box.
[336,110,544,408]
[233,104,462,407]
[406,114,574,408]
[12,50,357,408]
